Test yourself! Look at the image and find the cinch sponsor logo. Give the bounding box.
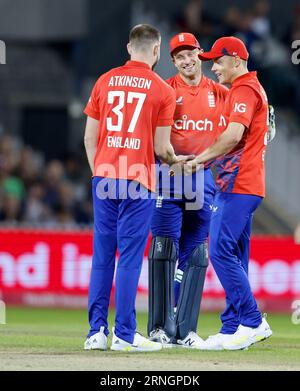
[174,115,213,131]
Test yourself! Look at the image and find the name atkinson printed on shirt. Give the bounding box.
[108,76,152,90]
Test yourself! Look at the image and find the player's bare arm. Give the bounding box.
[84,116,99,173]
[184,122,245,174]
[154,125,191,165]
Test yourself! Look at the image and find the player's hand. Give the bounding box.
[183,158,204,176]
[169,154,195,176]
[175,154,195,163]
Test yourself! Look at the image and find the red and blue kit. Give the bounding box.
[84,60,175,344]
[214,71,269,197]
[209,71,269,334]
[151,73,228,314]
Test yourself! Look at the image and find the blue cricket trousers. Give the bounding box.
[209,192,263,333]
[88,177,154,343]
[151,168,215,304]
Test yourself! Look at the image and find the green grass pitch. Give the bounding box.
[0,306,299,371]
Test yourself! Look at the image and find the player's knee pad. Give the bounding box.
[175,242,208,340]
[148,236,177,338]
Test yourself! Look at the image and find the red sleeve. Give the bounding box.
[156,84,176,126]
[84,78,101,120]
[228,86,259,128]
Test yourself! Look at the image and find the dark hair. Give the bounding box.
[129,24,160,49]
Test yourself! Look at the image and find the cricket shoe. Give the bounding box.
[222,318,273,351]
[176,331,205,349]
[84,326,107,350]
[200,332,234,351]
[110,329,162,352]
[149,328,174,348]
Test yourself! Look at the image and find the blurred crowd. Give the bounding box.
[0,134,93,228]
[1,0,300,229]
[174,0,300,121]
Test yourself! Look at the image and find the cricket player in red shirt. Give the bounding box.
[148,33,228,348]
[83,24,182,352]
[186,36,273,350]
